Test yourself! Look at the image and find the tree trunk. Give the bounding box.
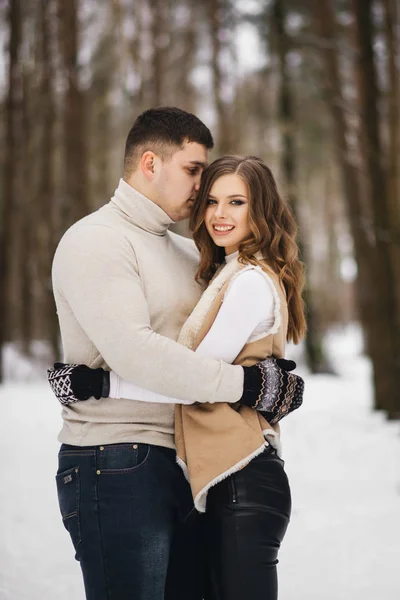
[206,0,233,154]
[89,2,119,210]
[0,0,22,381]
[179,2,197,114]
[351,0,400,417]
[38,0,59,359]
[57,0,89,231]
[314,0,400,416]
[149,0,165,106]
[273,0,333,373]
[19,67,34,356]
[382,0,400,337]
[382,0,400,231]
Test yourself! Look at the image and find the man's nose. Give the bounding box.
[194,174,202,190]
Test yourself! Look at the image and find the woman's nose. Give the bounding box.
[214,205,227,218]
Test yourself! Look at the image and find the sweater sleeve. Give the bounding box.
[110,269,274,403]
[53,224,244,405]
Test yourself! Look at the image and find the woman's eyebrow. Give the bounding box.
[207,194,247,199]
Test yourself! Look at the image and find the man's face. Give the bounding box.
[153,142,208,221]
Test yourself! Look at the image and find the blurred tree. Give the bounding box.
[206,0,235,153]
[176,0,198,114]
[1,0,22,381]
[88,1,117,209]
[37,0,59,358]
[19,53,34,355]
[383,0,400,229]
[149,0,166,106]
[272,0,333,373]
[57,0,89,229]
[382,0,400,355]
[351,0,400,417]
[314,0,400,416]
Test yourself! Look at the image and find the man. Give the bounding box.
[52,107,294,600]
[53,107,240,600]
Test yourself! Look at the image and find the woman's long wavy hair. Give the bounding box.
[190,155,306,344]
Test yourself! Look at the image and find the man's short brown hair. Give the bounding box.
[124,107,214,176]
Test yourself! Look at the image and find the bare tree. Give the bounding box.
[18,58,34,354]
[57,0,89,230]
[178,2,198,114]
[272,0,333,373]
[352,0,400,417]
[206,0,234,154]
[149,0,166,106]
[382,0,400,324]
[37,0,59,358]
[1,0,22,380]
[383,0,400,231]
[314,0,400,416]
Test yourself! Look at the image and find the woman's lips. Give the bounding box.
[212,224,235,236]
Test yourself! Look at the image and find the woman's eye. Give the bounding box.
[206,198,217,205]
[231,200,244,205]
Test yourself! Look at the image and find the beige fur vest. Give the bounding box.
[175,255,288,512]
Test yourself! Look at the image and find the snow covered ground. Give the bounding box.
[0,327,399,599]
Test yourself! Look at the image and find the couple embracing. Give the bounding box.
[48,106,306,600]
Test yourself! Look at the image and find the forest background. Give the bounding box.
[1,0,399,420]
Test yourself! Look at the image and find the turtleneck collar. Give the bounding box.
[225,250,239,264]
[110,178,174,236]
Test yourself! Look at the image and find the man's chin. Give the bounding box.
[174,214,190,222]
[177,206,192,221]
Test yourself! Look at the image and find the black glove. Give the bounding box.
[47,362,110,405]
[239,357,304,424]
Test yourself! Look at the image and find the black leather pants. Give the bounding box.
[203,447,291,600]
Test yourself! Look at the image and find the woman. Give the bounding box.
[49,155,306,600]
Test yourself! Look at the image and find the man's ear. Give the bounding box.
[140,151,157,181]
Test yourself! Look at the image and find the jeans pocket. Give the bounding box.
[55,466,81,552]
[99,443,151,474]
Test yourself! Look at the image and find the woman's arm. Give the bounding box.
[111,269,275,403]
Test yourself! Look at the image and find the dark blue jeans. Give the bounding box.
[56,443,205,600]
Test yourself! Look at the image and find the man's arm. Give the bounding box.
[53,224,243,404]
[109,269,275,402]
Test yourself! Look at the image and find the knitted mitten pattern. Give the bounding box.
[47,362,110,404]
[240,358,304,424]
[47,363,80,405]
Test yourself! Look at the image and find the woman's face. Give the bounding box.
[204,173,252,256]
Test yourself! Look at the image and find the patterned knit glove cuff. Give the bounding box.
[240,363,264,408]
[47,363,110,405]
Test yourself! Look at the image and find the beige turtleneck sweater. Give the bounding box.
[52,179,244,448]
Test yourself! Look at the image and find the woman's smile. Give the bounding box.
[212,224,236,235]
